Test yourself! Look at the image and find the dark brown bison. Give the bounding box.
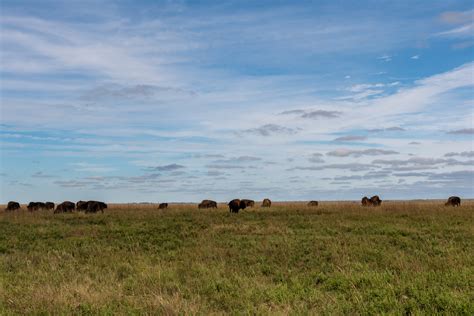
[228,199,245,213]
[370,195,382,206]
[45,202,55,210]
[240,199,255,208]
[307,200,319,207]
[6,201,20,211]
[27,202,46,211]
[76,200,88,211]
[361,196,370,206]
[55,201,75,213]
[85,201,107,213]
[261,198,271,207]
[445,196,461,207]
[158,203,168,209]
[198,199,217,209]
[361,196,382,206]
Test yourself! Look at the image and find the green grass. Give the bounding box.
[1,202,473,314]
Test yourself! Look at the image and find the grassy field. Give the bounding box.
[1,201,473,314]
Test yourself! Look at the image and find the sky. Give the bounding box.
[0,0,473,203]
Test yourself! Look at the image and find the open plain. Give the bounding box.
[1,201,473,314]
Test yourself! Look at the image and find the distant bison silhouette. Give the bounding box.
[198,200,217,209]
[240,199,255,208]
[361,196,382,206]
[361,196,370,206]
[445,196,461,207]
[86,201,107,213]
[307,201,319,207]
[75,200,107,213]
[261,198,271,207]
[370,195,382,206]
[45,202,55,210]
[6,201,20,211]
[159,203,168,209]
[27,202,46,211]
[55,201,75,213]
[76,200,88,211]
[228,199,245,213]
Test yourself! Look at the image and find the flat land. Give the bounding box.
[1,201,473,314]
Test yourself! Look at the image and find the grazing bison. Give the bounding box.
[307,200,319,207]
[445,196,461,207]
[45,202,55,210]
[261,198,272,207]
[76,200,107,213]
[76,200,88,211]
[361,196,382,206]
[158,203,168,209]
[370,195,382,206]
[198,199,217,209]
[6,201,20,211]
[86,201,107,213]
[55,201,75,213]
[361,196,370,206]
[240,199,255,208]
[27,202,46,211]
[228,199,244,213]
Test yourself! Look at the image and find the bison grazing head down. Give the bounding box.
[445,196,461,207]
[228,199,242,213]
[27,202,46,211]
[55,201,75,213]
[307,201,319,207]
[76,200,88,211]
[198,199,217,209]
[158,203,168,209]
[240,199,255,208]
[6,201,20,211]
[370,195,382,206]
[361,196,370,206]
[261,198,271,207]
[85,201,107,213]
[45,202,55,210]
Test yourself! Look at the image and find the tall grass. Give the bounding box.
[1,201,473,314]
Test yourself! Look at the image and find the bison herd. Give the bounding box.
[5,200,108,213]
[361,195,382,207]
[3,196,463,213]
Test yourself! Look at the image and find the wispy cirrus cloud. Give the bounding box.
[240,124,299,136]
[146,164,186,172]
[447,128,474,135]
[333,135,367,142]
[444,151,474,158]
[326,149,399,157]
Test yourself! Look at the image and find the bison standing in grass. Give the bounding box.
[240,199,255,208]
[76,200,88,211]
[76,200,107,213]
[228,199,245,213]
[6,201,20,211]
[307,201,319,207]
[361,196,370,206]
[445,196,461,207]
[370,195,382,206]
[27,202,46,211]
[198,200,217,209]
[45,202,55,210]
[261,198,271,207]
[86,201,107,213]
[55,201,75,213]
[361,196,382,206]
[159,203,168,209]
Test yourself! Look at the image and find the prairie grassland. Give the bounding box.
[1,201,473,314]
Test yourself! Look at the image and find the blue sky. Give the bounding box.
[0,0,473,203]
